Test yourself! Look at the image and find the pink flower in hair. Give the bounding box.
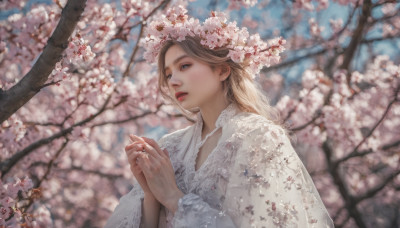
[228,47,245,62]
[142,5,286,78]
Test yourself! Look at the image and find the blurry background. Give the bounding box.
[0,0,399,227]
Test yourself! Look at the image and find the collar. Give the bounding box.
[193,102,239,149]
[196,103,240,130]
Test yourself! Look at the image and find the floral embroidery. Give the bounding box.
[105,103,334,228]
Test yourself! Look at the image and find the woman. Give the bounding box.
[105,7,334,228]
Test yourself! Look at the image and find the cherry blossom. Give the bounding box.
[143,5,285,77]
[0,0,399,227]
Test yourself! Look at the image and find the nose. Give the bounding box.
[168,73,182,89]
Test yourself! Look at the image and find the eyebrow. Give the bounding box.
[164,55,189,73]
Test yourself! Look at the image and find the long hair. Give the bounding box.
[157,36,284,128]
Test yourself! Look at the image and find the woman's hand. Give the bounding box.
[125,136,153,195]
[131,135,184,213]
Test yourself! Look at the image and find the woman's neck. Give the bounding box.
[199,98,230,137]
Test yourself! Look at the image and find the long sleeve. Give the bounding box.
[223,123,334,227]
[105,135,174,228]
[172,193,236,227]
[172,122,334,227]
[104,183,144,228]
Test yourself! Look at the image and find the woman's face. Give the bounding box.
[164,45,226,110]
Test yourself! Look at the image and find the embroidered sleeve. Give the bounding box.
[222,123,334,227]
[172,193,236,227]
[104,183,144,228]
[172,123,334,228]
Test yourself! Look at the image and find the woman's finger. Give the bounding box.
[129,134,145,143]
[127,151,145,164]
[163,148,169,157]
[142,137,165,158]
[125,141,144,153]
[136,153,153,174]
[129,135,163,161]
[126,147,147,163]
[141,142,163,160]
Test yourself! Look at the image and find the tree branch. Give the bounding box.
[354,169,400,203]
[382,140,400,151]
[90,103,163,127]
[60,165,125,179]
[335,87,398,164]
[341,0,372,72]
[322,139,367,228]
[0,0,87,124]
[22,138,69,212]
[0,94,161,178]
[122,23,145,78]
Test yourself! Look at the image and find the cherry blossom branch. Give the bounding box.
[322,140,367,228]
[1,0,166,176]
[338,149,374,166]
[33,139,69,189]
[336,215,351,228]
[283,85,320,122]
[0,128,74,178]
[24,121,62,128]
[340,0,372,72]
[122,23,145,78]
[24,99,87,128]
[262,1,359,73]
[323,83,399,226]
[143,0,171,21]
[22,138,69,213]
[335,87,399,164]
[354,170,400,204]
[60,99,88,127]
[368,8,400,25]
[329,0,360,41]
[58,165,125,180]
[112,0,171,41]
[119,2,172,78]
[262,1,399,77]
[0,96,160,178]
[289,89,333,131]
[90,103,163,127]
[35,80,63,90]
[381,140,400,151]
[262,48,337,73]
[290,110,321,132]
[0,0,87,124]
[332,206,346,223]
[29,162,125,183]
[362,35,400,44]
[111,96,129,108]
[263,27,396,74]
[372,0,399,8]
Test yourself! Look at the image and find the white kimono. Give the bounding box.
[105,103,334,227]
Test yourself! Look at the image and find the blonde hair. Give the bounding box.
[157,36,284,128]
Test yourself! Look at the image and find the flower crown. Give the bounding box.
[142,6,286,78]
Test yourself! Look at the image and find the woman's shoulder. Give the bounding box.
[229,111,290,146]
[232,112,286,133]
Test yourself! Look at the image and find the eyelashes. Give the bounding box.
[180,63,191,70]
[165,63,192,80]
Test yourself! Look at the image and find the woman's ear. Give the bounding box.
[218,64,231,81]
